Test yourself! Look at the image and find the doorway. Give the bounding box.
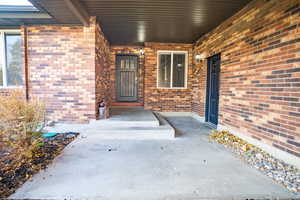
[205,53,221,126]
[116,55,138,102]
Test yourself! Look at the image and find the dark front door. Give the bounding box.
[116,55,138,102]
[205,54,221,126]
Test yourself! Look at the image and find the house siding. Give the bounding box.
[26,24,96,122]
[144,42,193,112]
[95,22,111,117]
[2,17,111,123]
[193,0,300,157]
[0,88,24,96]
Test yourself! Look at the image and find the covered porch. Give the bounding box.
[0,0,299,198]
[11,116,296,199]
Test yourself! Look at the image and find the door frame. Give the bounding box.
[205,53,221,127]
[115,54,139,102]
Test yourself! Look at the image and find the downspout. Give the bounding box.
[142,46,145,106]
[23,26,29,101]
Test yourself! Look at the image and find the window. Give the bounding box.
[0,31,23,87]
[157,51,187,88]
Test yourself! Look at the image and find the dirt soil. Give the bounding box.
[0,132,79,198]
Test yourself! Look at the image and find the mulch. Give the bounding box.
[0,132,79,198]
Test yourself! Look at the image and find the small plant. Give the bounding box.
[0,91,46,155]
[26,139,45,158]
[209,130,257,152]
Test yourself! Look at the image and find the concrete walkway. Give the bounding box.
[11,117,296,199]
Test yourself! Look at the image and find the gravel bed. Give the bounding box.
[209,130,300,196]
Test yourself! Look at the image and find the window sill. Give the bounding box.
[157,87,188,90]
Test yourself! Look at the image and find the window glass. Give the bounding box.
[172,54,185,87]
[157,52,187,88]
[158,54,171,88]
[5,34,22,86]
[120,59,124,69]
[125,57,129,69]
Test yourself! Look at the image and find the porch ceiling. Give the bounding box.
[2,0,252,45]
[83,0,252,45]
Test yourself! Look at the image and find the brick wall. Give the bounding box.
[0,88,24,97]
[144,42,193,112]
[191,58,206,116]
[0,18,111,122]
[193,0,300,157]
[24,17,110,123]
[110,46,144,103]
[95,22,111,117]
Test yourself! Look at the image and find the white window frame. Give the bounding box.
[0,29,22,88]
[157,50,188,89]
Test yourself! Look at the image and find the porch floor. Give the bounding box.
[11,117,295,199]
[45,107,175,139]
[93,107,160,127]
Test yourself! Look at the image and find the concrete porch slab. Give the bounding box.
[87,113,175,139]
[90,107,160,128]
[11,116,296,199]
[44,107,175,139]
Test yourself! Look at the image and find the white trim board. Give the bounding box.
[0,30,22,88]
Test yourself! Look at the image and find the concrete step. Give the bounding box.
[86,113,175,139]
[89,120,159,128]
[43,108,175,140]
[89,107,160,128]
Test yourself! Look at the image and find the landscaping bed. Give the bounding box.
[209,130,300,195]
[0,132,79,198]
